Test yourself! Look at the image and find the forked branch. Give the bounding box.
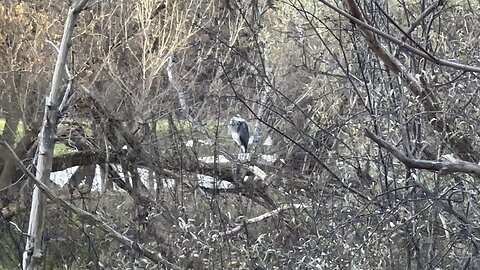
[0,141,182,270]
[364,129,480,178]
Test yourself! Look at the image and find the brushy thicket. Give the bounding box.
[1,0,480,269]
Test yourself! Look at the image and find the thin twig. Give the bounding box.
[316,0,480,73]
[364,129,476,225]
[166,53,268,181]
[218,203,310,236]
[364,129,480,177]
[404,0,445,39]
[0,141,183,270]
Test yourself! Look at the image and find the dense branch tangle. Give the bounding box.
[1,0,480,269]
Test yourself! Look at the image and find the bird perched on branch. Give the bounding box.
[229,114,249,153]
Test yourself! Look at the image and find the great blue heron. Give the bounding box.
[229,114,249,153]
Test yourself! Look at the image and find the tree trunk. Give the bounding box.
[22,1,88,269]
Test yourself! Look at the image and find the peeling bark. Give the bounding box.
[23,1,89,269]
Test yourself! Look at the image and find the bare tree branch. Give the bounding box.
[403,0,446,39]
[343,0,478,162]
[1,141,183,270]
[166,53,269,183]
[364,129,480,177]
[219,203,310,236]
[364,130,475,225]
[314,0,480,73]
[23,2,90,268]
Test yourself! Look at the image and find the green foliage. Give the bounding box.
[0,118,24,138]
[53,143,73,156]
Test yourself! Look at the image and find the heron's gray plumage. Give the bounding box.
[229,114,249,153]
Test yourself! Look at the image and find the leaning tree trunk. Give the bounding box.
[22,1,88,269]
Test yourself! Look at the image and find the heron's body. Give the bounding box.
[229,115,249,153]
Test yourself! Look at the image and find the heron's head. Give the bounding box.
[231,114,246,123]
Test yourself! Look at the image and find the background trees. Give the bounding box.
[1,0,480,269]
